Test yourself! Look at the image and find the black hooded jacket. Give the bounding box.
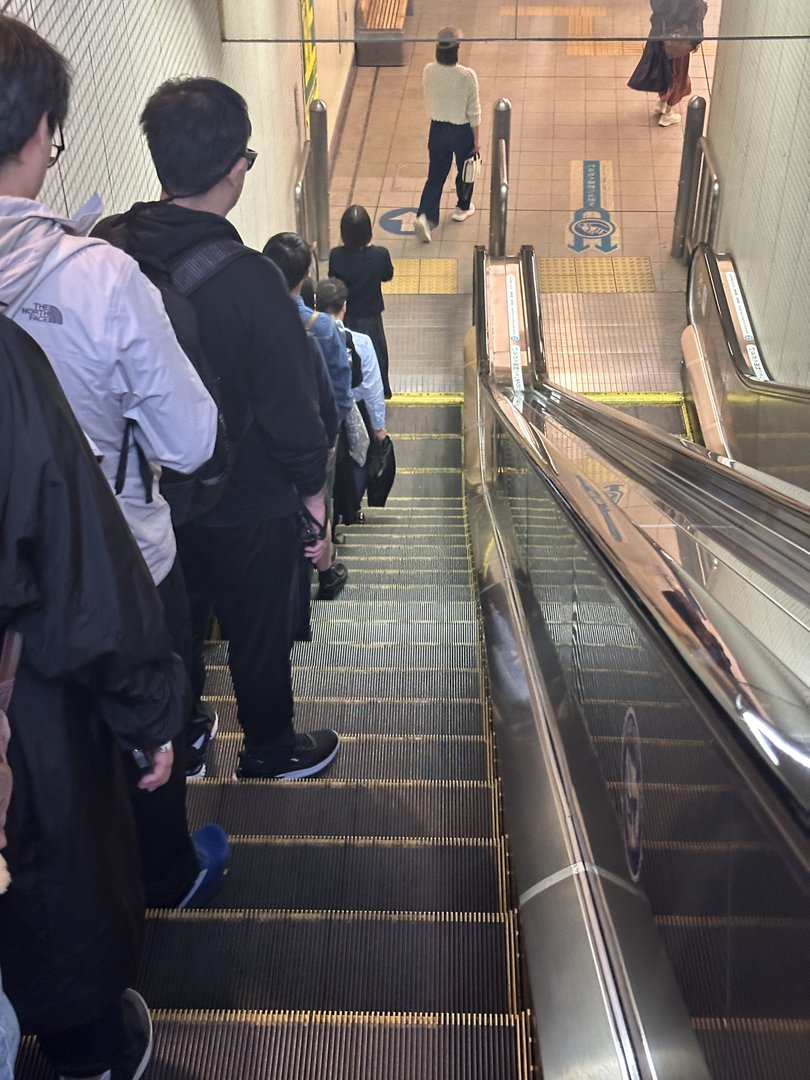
[93,201,327,526]
[0,315,189,1032]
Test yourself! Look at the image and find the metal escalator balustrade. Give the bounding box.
[682,245,810,493]
[466,246,810,1080]
[13,397,535,1078]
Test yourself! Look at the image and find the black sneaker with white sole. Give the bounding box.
[109,988,153,1080]
[186,702,219,780]
[236,730,340,780]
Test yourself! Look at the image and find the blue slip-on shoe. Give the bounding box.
[176,824,230,909]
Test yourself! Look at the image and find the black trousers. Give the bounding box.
[176,515,300,754]
[125,558,198,908]
[417,119,476,228]
[37,999,128,1078]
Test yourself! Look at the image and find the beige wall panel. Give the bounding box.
[709,0,810,387]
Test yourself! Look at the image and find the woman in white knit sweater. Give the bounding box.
[414,27,481,243]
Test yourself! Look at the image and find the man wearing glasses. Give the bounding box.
[96,78,339,783]
[0,14,228,1080]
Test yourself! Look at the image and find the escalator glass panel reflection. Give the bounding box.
[495,424,810,1080]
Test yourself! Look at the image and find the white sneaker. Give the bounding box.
[414,214,432,243]
[451,204,475,222]
[654,97,668,115]
[658,110,681,127]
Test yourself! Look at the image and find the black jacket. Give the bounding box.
[0,316,186,1032]
[328,244,394,319]
[94,203,328,526]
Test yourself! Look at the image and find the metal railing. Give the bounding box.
[293,100,331,264]
[672,101,722,261]
[488,99,511,257]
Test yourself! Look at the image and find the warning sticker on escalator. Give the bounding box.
[622,707,643,882]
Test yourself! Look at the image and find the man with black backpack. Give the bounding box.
[99,77,339,781]
[0,14,229,922]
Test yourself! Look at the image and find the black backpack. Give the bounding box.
[343,327,364,388]
[115,238,249,525]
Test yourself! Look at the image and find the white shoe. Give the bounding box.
[654,97,668,115]
[658,110,681,127]
[414,214,432,243]
[451,204,475,222]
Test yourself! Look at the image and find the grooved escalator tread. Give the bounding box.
[184,836,505,911]
[138,910,516,1013]
[186,779,497,838]
[200,733,491,783]
[206,696,487,737]
[16,1010,534,1080]
[657,917,810,1017]
[636,845,810,919]
[695,1017,810,1080]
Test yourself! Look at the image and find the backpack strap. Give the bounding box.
[115,238,247,501]
[304,311,319,332]
[170,238,250,297]
[114,419,153,503]
[0,630,22,716]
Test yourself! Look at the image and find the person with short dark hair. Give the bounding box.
[263,233,351,601]
[328,205,394,398]
[414,26,481,243]
[0,9,227,923]
[263,231,353,424]
[97,78,340,781]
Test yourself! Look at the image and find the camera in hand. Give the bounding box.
[299,506,326,547]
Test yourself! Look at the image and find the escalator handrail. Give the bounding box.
[480,374,810,828]
[692,243,810,401]
[528,384,810,600]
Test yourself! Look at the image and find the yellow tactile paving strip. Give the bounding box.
[538,257,655,293]
[384,259,458,295]
[498,6,716,56]
[584,391,694,439]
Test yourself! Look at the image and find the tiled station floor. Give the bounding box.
[328,1,720,395]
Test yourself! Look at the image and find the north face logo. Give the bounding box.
[20,302,63,325]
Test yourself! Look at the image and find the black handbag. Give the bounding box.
[628,40,673,94]
[366,435,395,507]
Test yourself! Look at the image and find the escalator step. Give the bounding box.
[288,643,479,672]
[206,696,487,737]
[202,734,490,783]
[694,1017,810,1080]
[196,837,505,911]
[638,845,810,919]
[186,780,497,838]
[311,583,474,602]
[341,542,470,559]
[386,403,461,434]
[331,568,471,585]
[395,438,462,468]
[582,700,707,741]
[590,735,719,785]
[389,472,462,499]
[657,917,810,1017]
[18,1012,533,1080]
[305,618,479,646]
[138,911,515,1013]
[606,782,766,844]
[291,666,481,702]
[577,668,688,706]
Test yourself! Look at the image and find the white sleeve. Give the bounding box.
[354,334,386,432]
[110,257,217,474]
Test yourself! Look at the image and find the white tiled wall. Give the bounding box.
[709,0,810,388]
[4,0,354,250]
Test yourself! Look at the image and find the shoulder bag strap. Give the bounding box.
[0,630,22,715]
